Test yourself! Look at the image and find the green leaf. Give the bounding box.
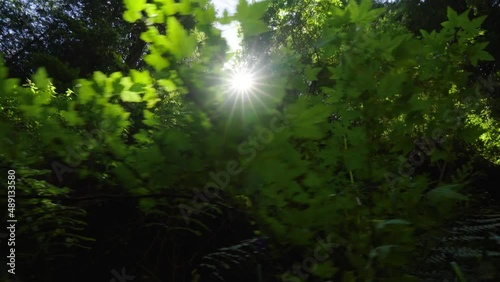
[377,71,406,98]
[144,3,160,18]
[106,138,128,157]
[1,78,19,97]
[369,245,396,259]
[19,104,42,118]
[476,50,495,62]
[130,83,145,92]
[177,0,190,15]
[77,80,96,104]
[236,0,269,36]
[110,71,123,81]
[289,99,330,125]
[60,110,85,126]
[408,94,432,113]
[257,159,294,185]
[446,7,459,24]
[235,0,249,16]
[305,66,322,81]
[32,68,50,90]
[133,129,152,144]
[239,19,269,37]
[33,88,52,105]
[167,17,195,59]
[470,16,486,30]
[130,70,152,85]
[120,76,133,89]
[293,124,323,139]
[140,27,159,43]
[219,10,233,25]
[113,163,137,189]
[347,0,383,24]
[158,79,177,92]
[143,109,159,126]
[458,125,485,142]
[144,50,170,72]
[124,0,146,12]
[143,88,160,108]
[93,71,107,87]
[345,127,367,147]
[375,219,411,230]
[239,0,269,18]
[311,261,337,278]
[194,3,216,25]
[303,172,323,187]
[456,9,471,28]
[427,185,468,202]
[470,50,494,67]
[162,0,178,16]
[343,147,369,171]
[123,10,142,23]
[120,91,142,102]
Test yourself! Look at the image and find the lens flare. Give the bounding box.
[218,59,274,126]
[230,70,255,96]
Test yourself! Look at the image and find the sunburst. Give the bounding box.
[229,69,256,97]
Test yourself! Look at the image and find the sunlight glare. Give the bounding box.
[230,70,255,95]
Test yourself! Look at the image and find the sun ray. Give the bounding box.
[229,69,256,97]
[218,56,280,129]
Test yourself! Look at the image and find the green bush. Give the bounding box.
[0,0,497,281]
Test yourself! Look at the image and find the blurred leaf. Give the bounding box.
[311,261,337,278]
[144,50,170,72]
[131,70,152,85]
[158,79,177,92]
[369,245,396,259]
[133,129,152,144]
[139,198,156,213]
[305,66,322,81]
[77,80,96,104]
[375,219,411,230]
[124,0,146,12]
[123,9,141,23]
[32,68,50,90]
[143,109,159,126]
[427,185,468,202]
[120,91,142,102]
[236,0,270,36]
[60,110,85,126]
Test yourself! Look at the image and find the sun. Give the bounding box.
[232,72,254,91]
[218,58,276,125]
[230,70,255,95]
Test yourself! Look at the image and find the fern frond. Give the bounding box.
[414,205,500,281]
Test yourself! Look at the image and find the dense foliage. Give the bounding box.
[1,0,500,281]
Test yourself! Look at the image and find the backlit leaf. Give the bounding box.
[120,91,141,102]
[124,0,146,12]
